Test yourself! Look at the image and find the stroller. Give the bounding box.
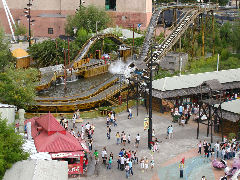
[225,159,240,177]
[212,159,227,169]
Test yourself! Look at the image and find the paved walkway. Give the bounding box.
[70,106,222,180]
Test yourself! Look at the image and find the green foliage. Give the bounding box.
[186,56,218,74]
[28,39,80,67]
[124,36,145,48]
[221,49,231,61]
[65,5,111,36]
[220,56,240,70]
[0,29,15,72]
[88,38,119,55]
[0,66,38,109]
[228,132,236,140]
[154,68,179,80]
[231,18,240,53]
[75,28,91,48]
[14,24,27,36]
[0,118,29,179]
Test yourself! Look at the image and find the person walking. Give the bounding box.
[107,156,112,169]
[128,134,131,144]
[140,158,145,172]
[128,108,132,119]
[150,159,155,170]
[179,161,184,178]
[88,140,93,151]
[94,150,99,165]
[166,126,170,139]
[168,125,173,139]
[214,141,220,158]
[117,156,121,169]
[72,112,77,129]
[116,132,120,145]
[129,160,133,176]
[152,129,155,141]
[136,134,140,148]
[120,155,125,171]
[198,141,202,154]
[121,131,124,144]
[125,163,130,178]
[145,158,149,172]
[123,133,127,146]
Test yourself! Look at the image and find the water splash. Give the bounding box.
[109,60,136,80]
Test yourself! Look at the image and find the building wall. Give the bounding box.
[0,107,15,124]
[0,0,152,37]
[160,52,188,72]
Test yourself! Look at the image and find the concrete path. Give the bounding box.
[70,106,222,180]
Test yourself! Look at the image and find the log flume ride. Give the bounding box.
[33,3,218,112]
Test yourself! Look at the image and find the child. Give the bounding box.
[145,158,149,171]
[140,158,145,172]
[150,159,154,169]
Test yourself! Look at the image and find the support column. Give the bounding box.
[18,109,25,133]
[191,19,197,57]
[210,105,213,143]
[159,98,164,113]
[197,102,201,139]
[207,105,210,137]
[201,14,205,57]
[173,9,177,27]
[162,12,165,37]
[212,10,215,56]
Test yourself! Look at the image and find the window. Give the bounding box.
[105,0,116,11]
[48,28,53,34]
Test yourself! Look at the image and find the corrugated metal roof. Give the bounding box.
[36,113,65,132]
[153,68,240,91]
[221,99,240,115]
[34,131,84,153]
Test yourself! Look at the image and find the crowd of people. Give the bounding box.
[197,139,240,161]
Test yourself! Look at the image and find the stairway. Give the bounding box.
[146,9,201,63]
[138,8,162,62]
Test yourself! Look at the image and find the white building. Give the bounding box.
[0,103,16,124]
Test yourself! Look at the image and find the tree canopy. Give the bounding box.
[0,66,38,109]
[65,5,111,36]
[28,38,80,68]
[0,118,29,179]
[0,29,15,72]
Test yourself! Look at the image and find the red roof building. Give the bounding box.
[25,113,88,153]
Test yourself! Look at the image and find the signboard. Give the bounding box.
[68,163,82,175]
[144,117,149,130]
[51,151,84,159]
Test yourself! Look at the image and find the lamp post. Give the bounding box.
[79,0,85,10]
[24,0,34,47]
[147,44,153,149]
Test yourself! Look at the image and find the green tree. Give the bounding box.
[65,5,111,36]
[0,118,29,179]
[75,28,91,48]
[0,66,38,109]
[231,17,240,53]
[28,39,80,67]
[0,28,15,72]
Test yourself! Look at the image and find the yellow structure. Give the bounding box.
[12,48,30,68]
